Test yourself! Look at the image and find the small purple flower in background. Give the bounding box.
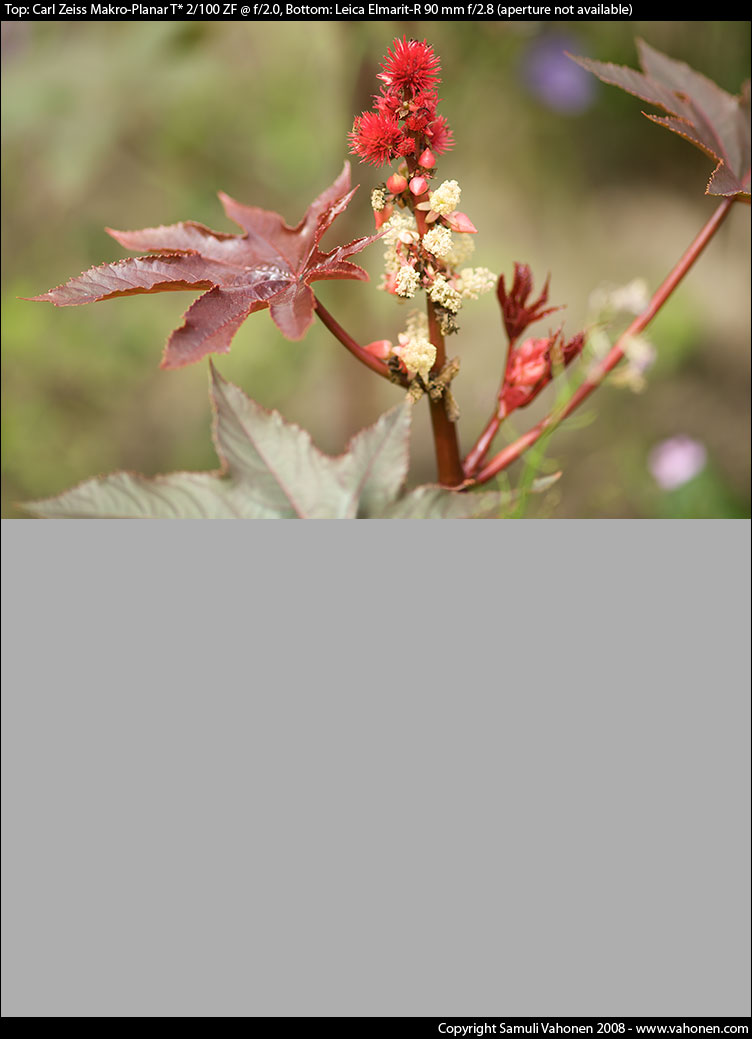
[648,436,707,491]
[522,34,596,115]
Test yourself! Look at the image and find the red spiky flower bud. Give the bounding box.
[425,115,454,155]
[348,111,402,167]
[377,37,442,96]
[501,331,585,413]
[497,263,563,342]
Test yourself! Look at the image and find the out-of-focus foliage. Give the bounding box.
[572,38,751,200]
[2,20,750,517]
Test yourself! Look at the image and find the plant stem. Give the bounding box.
[464,400,507,477]
[471,196,736,487]
[463,334,517,477]
[409,176,465,487]
[314,297,404,385]
[426,296,465,487]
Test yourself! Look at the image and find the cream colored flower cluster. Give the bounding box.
[586,278,655,393]
[377,183,495,328]
[394,310,436,383]
[380,211,421,290]
[428,179,461,216]
[454,267,496,300]
[395,265,420,298]
[422,225,454,259]
[370,188,387,212]
[443,233,475,268]
[428,273,462,314]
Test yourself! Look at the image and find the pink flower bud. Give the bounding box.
[383,272,398,296]
[363,339,393,360]
[444,211,477,233]
[409,176,428,196]
[386,173,408,194]
[374,204,393,229]
[418,148,436,168]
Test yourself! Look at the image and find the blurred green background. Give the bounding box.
[2,19,749,517]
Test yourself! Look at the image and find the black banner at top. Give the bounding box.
[4,1,745,21]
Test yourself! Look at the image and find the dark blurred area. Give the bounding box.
[2,19,749,517]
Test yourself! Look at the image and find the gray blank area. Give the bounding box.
[1,520,750,1017]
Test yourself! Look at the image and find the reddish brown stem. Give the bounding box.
[464,400,507,477]
[463,329,518,476]
[314,297,404,385]
[426,297,464,487]
[472,196,736,487]
[405,168,464,486]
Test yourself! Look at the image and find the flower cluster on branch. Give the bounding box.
[496,263,585,416]
[349,37,452,167]
[350,36,495,381]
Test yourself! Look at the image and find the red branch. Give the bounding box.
[464,395,507,477]
[314,297,404,385]
[409,164,464,487]
[425,295,465,487]
[470,196,736,487]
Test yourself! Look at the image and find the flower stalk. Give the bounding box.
[470,197,737,486]
[313,297,406,386]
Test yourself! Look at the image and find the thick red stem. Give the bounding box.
[425,297,464,487]
[314,297,404,385]
[407,164,464,487]
[472,197,736,487]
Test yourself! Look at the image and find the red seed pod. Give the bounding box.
[418,147,436,169]
[386,173,408,194]
[409,175,428,196]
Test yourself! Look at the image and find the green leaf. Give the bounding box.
[23,471,279,519]
[379,474,561,519]
[26,365,414,520]
[333,403,412,518]
[208,366,348,518]
[24,368,560,520]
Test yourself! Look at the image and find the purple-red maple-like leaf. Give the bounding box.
[27,162,381,368]
[570,39,751,201]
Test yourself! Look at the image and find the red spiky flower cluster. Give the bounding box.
[347,111,403,168]
[378,36,442,94]
[349,36,454,168]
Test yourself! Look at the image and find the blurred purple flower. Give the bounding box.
[648,436,707,491]
[522,35,596,114]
